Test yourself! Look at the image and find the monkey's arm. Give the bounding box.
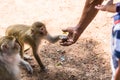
[45,34,60,43]
[26,38,46,71]
[20,59,33,74]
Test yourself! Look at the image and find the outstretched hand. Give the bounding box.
[95,4,107,11]
[95,0,113,11]
[60,27,80,46]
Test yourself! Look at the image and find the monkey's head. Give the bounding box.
[31,22,47,36]
[0,36,20,55]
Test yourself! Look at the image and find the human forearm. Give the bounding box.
[60,0,104,46]
[76,0,104,33]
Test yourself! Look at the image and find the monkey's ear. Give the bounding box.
[1,43,9,51]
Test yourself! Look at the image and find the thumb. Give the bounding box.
[62,27,73,33]
[62,28,69,32]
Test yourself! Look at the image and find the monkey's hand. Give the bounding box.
[20,59,33,74]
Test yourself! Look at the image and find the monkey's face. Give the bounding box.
[31,22,47,36]
[38,25,47,35]
[0,36,20,55]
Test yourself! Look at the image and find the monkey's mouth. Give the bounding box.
[39,32,47,35]
[39,32,44,35]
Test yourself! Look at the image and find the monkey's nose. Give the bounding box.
[41,31,47,35]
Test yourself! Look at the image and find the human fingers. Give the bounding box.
[60,41,74,46]
[71,31,78,42]
[62,27,74,33]
[62,28,69,32]
[59,33,73,46]
[95,4,103,9]
[95,5,106,11]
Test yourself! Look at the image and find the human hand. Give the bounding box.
[95,0,113,11]
[95,4,107,11]
[60,27,80,46]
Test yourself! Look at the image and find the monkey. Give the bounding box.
[0,36,33,80]
[5,21,60,71]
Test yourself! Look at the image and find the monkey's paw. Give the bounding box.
[24,62,33,74]
[40,67,48,73]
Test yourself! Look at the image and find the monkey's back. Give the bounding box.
[6,24,30,38]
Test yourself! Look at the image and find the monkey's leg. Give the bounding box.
[20,59,33,74]
[32,46,45,71]
[19,41,24,58]
[24,48,33,60]
[19,41,32,60]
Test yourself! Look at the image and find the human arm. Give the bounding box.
[60,0,104,46]
[114,59,120,80]
[95,0,120,13]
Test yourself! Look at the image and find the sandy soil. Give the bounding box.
[0,0,119,80]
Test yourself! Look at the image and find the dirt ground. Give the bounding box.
[0,0,119,80]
